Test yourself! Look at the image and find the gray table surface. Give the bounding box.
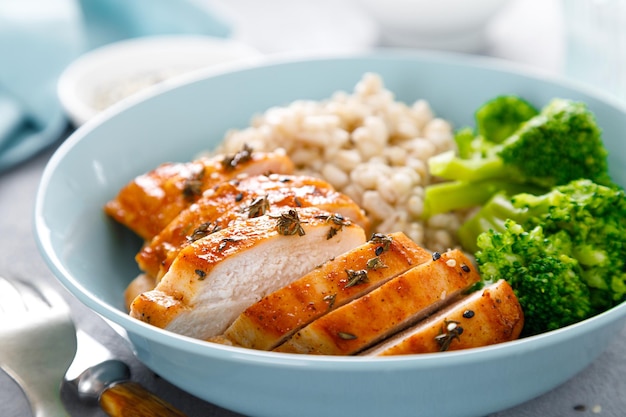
[2,1,625,416]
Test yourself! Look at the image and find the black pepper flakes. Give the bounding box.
[462,310,475,319]
[195,269,207,280]
[432,251,441,261]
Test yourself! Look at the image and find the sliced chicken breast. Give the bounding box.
[123,273,154,311]
[274,249,480,355]
[129,207,366,340]
[105,147,294,240]
[136,173,370,280]
[363,279,524,356]
[224,232,432,350]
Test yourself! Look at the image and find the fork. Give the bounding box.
[0,276,76,417]
[0,276,188,417]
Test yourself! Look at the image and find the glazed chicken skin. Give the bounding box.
[136,173,370,281]
[274,249,481,355]
[129,207,367,340]
[363,279,524,356]
[105,147,295,241]
[224,232,432,350]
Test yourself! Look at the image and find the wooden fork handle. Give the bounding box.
[99,381,188,417]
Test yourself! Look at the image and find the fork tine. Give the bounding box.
[0,276,28,313]
[4,279,57,314]
[0,276,71,314]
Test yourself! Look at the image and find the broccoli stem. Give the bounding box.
[457,193,528,253]
[423,179,540,220]
[428,150,509,182]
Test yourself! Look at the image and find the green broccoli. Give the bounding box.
[457,192,525,253]
[424,97,611,217]
[453,96,538,160]
[474,95,539,144]
[476,220,592,336]
[467,179,626,335]
[423,179,542,220]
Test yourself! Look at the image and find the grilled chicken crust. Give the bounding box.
[274,249,480,355]
[224,232,431,350]
[363,279,524,356]
[105,149,294,240]
[129,207,366,340]
[136,173,370,280]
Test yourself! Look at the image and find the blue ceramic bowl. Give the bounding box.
[35,51,626,417]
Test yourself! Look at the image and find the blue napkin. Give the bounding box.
[0,0,231,173]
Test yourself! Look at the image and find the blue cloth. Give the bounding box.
[0,0,231,173]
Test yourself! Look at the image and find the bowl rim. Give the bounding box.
[61,46,626,133]
[36,48,626,370]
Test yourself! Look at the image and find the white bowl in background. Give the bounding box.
[356,0,512,52]
[57,35,262,126]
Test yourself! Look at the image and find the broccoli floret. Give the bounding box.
[519,180,626,307]
[452,96,538,159]
[475,95,539,144]
[424,97,611,216]
[476,220,592,336]
[468,179,626,335]
[499,99,610,188]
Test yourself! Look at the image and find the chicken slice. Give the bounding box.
[105,147,294,240]
[224,232,432,350]
[129,207,366,340]
[274,249,480,355]
[363,280,524,356]
[123,273,154,311]
[135,173,370,280]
